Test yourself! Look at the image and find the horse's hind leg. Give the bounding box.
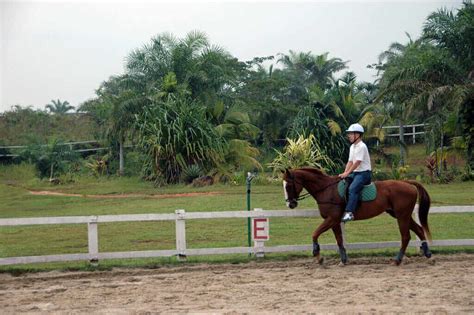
[395,217,411,265]
[332,224,347,264]
[409,218,432,258]
[388,211,432,259]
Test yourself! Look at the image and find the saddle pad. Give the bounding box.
[337,181,377,202]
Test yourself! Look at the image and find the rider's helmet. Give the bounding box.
[346,123,364,134]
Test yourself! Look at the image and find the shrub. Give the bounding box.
[268,134,336,174]
[181,164,203,184]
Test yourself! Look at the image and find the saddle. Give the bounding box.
[337,177,377,202]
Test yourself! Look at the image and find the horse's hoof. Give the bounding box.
[391,259,402,266]
[318,257,325,265]
[426,257,436,265]
[338,261,346,267]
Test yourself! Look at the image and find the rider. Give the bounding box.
[338,123,372,222]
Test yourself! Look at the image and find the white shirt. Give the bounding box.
[348,141,371,172]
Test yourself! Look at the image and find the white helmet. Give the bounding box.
[346,123,364,133]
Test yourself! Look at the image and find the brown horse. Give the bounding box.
[282,167,432,265]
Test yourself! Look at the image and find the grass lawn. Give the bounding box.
[0,161,473,273]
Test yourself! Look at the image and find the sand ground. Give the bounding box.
[1,254,473,314]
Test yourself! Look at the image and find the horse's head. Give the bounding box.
[282,169,304,209]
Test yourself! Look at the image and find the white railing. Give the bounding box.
[0,206,473,266]
[382,123,426,144]
[0,141,108,157]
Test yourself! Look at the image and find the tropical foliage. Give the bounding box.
[374,1,473,175]
[45,99,75,114]
[268,134,336,174]
[18,138,79,180]
[2,3,473,184]
[135,93,226,184]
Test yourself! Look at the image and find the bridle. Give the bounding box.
[285,172,343,205]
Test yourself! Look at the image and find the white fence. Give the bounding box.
[382,123,426,144]
[0,206,473,266]
[0,141,108,157]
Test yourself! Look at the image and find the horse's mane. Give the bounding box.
[296,167,328,177]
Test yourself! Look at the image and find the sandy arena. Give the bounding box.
[1,254,473,314]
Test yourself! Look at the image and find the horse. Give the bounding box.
[282,167,432,265]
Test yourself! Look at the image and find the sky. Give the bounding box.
[0,0,464,113]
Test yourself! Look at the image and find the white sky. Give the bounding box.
[0,0,463,112]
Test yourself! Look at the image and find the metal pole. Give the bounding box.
[246,172,255,249]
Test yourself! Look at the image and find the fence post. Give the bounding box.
[253,208,269,258]
[87,216,99,265]
[175,209,187,261]
[412,125,416,144]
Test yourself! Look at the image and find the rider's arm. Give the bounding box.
[346,160,361,173]
[344,161,353,173]
[339,160,361,178]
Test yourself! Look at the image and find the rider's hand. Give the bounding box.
[339,172,349,179]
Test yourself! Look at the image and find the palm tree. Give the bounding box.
[210,101,262,174]
[376,3,474,170]
[422,2,474,169]
[125,31,242,104]
[375,35,426,165]
[135,92,226,184]
[45,99,75,114]
[97,75,150,176]
[277,51,347,94]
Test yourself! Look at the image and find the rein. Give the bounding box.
[287,173,344,206]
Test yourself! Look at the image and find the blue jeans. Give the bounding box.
[345,170,372,213]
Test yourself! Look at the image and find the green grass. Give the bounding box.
[0,162,473,273]
[377,143,466,175]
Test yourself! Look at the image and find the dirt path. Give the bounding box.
[1,254,473,314]
[29,190,221,199]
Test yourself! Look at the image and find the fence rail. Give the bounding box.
[0,206,473,266]
[0,140,105,158]
[382,123,427,144]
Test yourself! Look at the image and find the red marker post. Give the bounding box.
[252,208,269,257]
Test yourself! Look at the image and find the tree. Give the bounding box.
[135,93,226,184]
[210,101,262,175]
[422,1,474,170]
[288,103,347,172]
[125,31,244,105]
[79,75,149,176]
[374,34,423,166]
[18,138,79,180]
[375,3,474,173]
[99,76,150,176]
[277,51,347,90]
[234,60,296,147]
[45,99,75,114]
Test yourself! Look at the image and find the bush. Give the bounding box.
[372,168,390,181]
[17,139,80,179]
[181,164,203,184]
[461,165,474,181]
[268,134,336,174]
[124,151,146,177]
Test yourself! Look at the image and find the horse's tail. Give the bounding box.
[404,180,432,241]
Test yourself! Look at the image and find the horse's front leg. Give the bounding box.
[312,217,337,264]
[332,223,348,265]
